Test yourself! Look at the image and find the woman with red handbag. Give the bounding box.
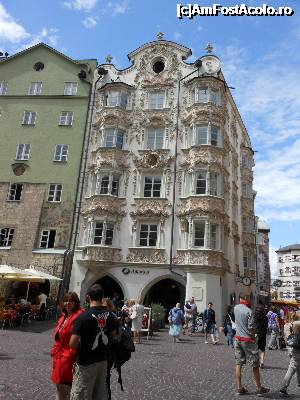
[51,292,83,400]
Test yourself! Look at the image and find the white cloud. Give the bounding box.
[219,37,300,224]
[112,1,128,15]
[63,0,97,12]
[0,3,29,43]
[82,16,97,28]
[14,28,60,52]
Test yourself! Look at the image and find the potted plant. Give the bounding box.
[151,303,166,331]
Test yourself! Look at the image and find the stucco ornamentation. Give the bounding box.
[173,249,224,267]
[183,103,228,125]
[241,198,254,214]
[242,233,256,248]
[82,197,126,219]
[91,149,130,170]
[177,196,225,218]
[181,146,224,169]
[130,199,171,218]
[93,108,132,128]
[134,44,181,87]
[232,221,240,241]
[133,151,174,169]
[83,246,122,262]
[126,248,166,264]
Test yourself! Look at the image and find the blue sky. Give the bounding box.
[1,0,300,276]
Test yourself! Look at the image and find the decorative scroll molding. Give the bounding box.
[241,169,253,182]
[241,198,254,214]
[183,104,227,126]
[93,108,132,128]
[133,150,174,169]
[242,233,256,248]
[82,246,122,263]
[181,146,224,169]
[173,249,224,267]
[232,221,240,242]
[130,199,171,219]
[134,44,182,86]
[177,196,225,218]
[90,149,130,170]
[82,197,126,221]
[126,248,166,264]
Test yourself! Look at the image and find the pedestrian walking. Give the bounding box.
[267,306,280,350]
[130,298,144,344]
[183,297,197,335]
[233,295,269,396]
[254,303,268,369]
[69,284,117,400]
[204,302,217,344]
[279,320,300,396]
[51,292,83,400]
[223,305,236,347]
[168,303,184,343]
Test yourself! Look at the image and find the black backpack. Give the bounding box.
[107,325,135,400]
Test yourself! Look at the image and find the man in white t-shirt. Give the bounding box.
[37,292,47,320]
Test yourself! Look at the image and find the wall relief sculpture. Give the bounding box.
[82,197,126,220]
[177,197,225,219]
[133,150,174,169]
[126,248,167,264]
[84,246,122,263]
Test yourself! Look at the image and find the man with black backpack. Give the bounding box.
[69,284,117,400]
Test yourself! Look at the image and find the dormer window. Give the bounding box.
[105,90,128,108]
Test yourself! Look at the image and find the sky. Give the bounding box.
[1,0,300,277]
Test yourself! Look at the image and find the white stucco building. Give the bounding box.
[69,35,257,321]
[276,244,300,300]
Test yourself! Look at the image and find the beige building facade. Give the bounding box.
[277,244,300,300]
[69,37,257,321]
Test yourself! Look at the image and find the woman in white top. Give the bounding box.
[130,299,144,344]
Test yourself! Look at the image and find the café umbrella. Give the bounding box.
[24,268,62,301]
[0,265,45,300]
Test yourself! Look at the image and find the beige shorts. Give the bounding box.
[70,361,108,400]
[234,340,259,368]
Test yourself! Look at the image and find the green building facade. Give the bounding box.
[0,43,97,300]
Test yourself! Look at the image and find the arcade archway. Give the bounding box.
[95,275,124,306]
[143,278,185,311]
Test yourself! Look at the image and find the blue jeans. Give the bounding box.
[226,324,234,346]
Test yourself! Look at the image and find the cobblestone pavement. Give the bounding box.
[0,324,299,400]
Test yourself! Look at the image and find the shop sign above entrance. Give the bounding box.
[122,267,150,275]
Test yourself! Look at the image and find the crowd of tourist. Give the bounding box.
[3,284,300,399]
[168,296,300,397]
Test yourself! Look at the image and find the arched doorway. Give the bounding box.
[95,276,124,307]
[143,278,185,312]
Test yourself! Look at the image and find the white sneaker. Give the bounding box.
[205,341,209,344]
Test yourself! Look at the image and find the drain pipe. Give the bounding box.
[59,67,108,298]
[169,60,202,279]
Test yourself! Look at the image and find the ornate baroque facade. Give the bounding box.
[70,36,257,319]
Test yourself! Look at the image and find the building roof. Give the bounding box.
[276,244,300,253]
[257,220,270,231]
[127,39,192,61]
[0,42,97,68]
